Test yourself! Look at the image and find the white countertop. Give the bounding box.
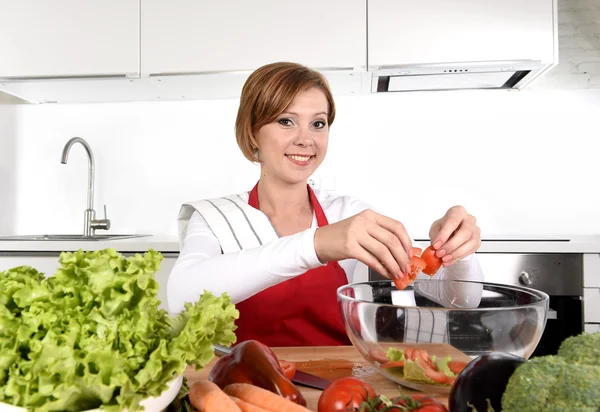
[0,235,181,253]
[1,234,600,254]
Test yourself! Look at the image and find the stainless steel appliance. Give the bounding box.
[369,252,584,357]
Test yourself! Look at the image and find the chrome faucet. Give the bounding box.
[60,137,110,237]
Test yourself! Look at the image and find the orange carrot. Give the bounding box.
[380,360,405,368]
[189,380,242,412]
[230,396,271,412]
[224,383,310,412]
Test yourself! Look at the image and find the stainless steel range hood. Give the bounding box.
[372,60,552,93]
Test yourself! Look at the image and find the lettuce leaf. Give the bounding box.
[0,248,239,412]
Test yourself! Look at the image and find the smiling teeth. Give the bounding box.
[288,155,311,162]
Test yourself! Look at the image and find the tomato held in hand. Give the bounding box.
[420,246,443,276]
[393,256,427,290]
[318,377,376,412]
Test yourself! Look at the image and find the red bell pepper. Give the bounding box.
[208,340,307,406]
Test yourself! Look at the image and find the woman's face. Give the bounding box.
[255,87,330,186]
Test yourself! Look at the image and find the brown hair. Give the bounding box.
[235,62,336,162]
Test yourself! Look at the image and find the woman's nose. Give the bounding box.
[294,127,313,147]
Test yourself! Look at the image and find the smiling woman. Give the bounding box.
[168,62,484,347]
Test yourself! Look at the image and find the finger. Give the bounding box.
[436,225,473,258]
[364,221,410,277]
[357,233,403,279]
[442,237,480,266]
[370,213,413,257]
[353,246,393,279]
[432,215,462,250]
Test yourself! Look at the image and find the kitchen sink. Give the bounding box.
[0,234,152,241]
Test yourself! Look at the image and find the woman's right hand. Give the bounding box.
[313,209,413,280]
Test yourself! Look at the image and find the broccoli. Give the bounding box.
[501,332,600,411]
[557,331,600,367]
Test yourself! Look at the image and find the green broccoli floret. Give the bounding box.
[501,356,564,412]
[502,354,600,411]
[557,331,600,366]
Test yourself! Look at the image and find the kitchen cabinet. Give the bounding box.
[141,0,367,75]
[367,0,555,68]
[0,252,177,311]
[0,0,139,78]
[585,324,600,333]
[584,288,600,323]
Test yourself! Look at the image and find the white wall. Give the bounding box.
[6,87,600,239]
[2,0,600,240]
[0,106,17,234]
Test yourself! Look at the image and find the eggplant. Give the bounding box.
[448,352,526,412]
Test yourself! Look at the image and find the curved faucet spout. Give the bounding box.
[61,137,95,212]
[60,137,109,236]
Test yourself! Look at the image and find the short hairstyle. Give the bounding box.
[235,62,336,162]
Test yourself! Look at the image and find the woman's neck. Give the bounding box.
[257,175,311,218]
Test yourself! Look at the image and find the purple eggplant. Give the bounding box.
[448,352,526,412]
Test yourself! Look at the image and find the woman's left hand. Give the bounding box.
[428,205,481,266]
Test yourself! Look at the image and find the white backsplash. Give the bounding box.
[1,87,600,239]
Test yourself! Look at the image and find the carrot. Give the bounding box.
[230,396,271,412]
[380,360,405,368]
[189,380,242,412]
[224,383,310,412]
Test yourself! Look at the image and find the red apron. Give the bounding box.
[232,182,351,347]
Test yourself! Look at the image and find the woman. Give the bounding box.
[168,62,483,347]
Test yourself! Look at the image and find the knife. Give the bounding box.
[212,344,331,390]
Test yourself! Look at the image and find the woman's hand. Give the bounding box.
[429,205,481,266]
[313,209,413,279]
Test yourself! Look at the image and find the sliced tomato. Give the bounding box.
[368,348,389,364]
[380,360,405,368]
[421,246,443,276]
[411,247,423,257]
[278,360,296,381]
[393,256,427,290]
[416,350,437,371]
[447,360,468,375]
[416,358,451,385]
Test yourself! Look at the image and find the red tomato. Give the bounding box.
[278,360,296,381]
[411,247,423,257]
[393,394,448,412]
[420,246,443,276]
[393,256,427,290]
[448,360,467,375]
[318,377,376,412]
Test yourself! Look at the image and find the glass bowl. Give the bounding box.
[337,279,549,393]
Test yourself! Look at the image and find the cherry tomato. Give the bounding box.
[420,246,443,276]
[278,360,296,381]
[318,377,376,412]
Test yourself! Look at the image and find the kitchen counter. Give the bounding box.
[0,235,181,253]
[185,345,450,411]
[1,235,600,254]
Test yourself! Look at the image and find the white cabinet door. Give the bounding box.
[141,0,366,74]
[368,0,555,68]
[0,0,139,78]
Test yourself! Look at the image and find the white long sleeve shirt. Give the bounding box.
[167,190,484,315]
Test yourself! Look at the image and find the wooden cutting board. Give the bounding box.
[185,344,469,411]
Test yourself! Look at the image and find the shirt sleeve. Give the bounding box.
[166,210,325,314]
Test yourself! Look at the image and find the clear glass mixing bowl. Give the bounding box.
[337,279,549,392]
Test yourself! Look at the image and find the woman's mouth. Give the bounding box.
[285,154,314,166]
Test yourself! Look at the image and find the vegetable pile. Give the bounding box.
[0,248,239,412]
[370,347,467,386]
[448,331,600,412]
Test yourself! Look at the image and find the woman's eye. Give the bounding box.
[313,120,326,129]
[277,118,293,126]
